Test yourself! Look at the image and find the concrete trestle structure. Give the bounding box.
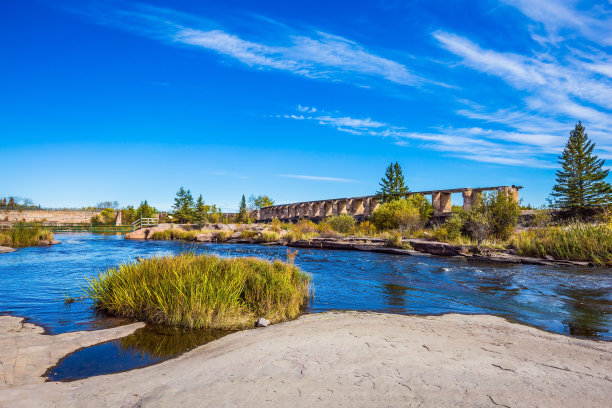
[253,185,522,222]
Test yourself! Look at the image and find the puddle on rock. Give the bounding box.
[47,325,231,381]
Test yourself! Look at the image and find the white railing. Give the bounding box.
[131,217,158,230]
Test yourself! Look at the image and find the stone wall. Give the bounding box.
[0,210,102,224]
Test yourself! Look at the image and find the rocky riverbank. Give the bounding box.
[1,312,610,407]
[125,223,592,267]
[0,316,144,387]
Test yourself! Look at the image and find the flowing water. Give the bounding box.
[1,233,610,381]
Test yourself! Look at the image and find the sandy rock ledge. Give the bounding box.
[0,312,610,407]
[0,316,145,388]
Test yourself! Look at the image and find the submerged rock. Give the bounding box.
[0,246,16,253]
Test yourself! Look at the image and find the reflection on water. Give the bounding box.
[0,233,610,379]
[119,325,231,358]
[48,325,230,381]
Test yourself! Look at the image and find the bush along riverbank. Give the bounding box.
[0,223,58,252]
[86,252,310,330]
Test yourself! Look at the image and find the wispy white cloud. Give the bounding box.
[278,174,358,182]
[281,107,558,167]
[80,4,423,89]
[174,28,421,86]
[432,27,612,153]
[500,0,612,45]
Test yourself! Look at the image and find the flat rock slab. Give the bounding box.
[0,246,16,253]
[0,316,145,388]
[1,312,610,407]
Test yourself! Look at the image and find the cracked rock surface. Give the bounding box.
[0,316,145,388]
[0,312,610,407]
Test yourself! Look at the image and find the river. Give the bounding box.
[1,233,610,380]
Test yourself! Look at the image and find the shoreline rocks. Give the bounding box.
[125,224,594,267]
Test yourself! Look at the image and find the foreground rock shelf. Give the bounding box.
[1,312,610,407]
[0,316,144,388]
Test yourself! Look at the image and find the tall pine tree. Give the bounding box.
[237,194,248,223]
[172,187,195,223]
[193,194,210,224]
[551,122,612,216]
[377,162,409,202]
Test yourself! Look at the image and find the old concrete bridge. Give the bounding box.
[253,185,521,222]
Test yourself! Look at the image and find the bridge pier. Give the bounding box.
[309,202,320,218]
[462,189,481,211]
[432,192,452,216]
[365,197,380,216]
[321,201,332,217]
[336,199,348,215]
[350,198,365,216]
[114,211,122,226]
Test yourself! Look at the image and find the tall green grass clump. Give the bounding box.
[0,223,54,247]
[86,253,310,329]
[511,223,612,266]
[150,228,209,241]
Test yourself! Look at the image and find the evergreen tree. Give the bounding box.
[377,162,409,202]
[172,187,195,223]
[551,122,612,216]
[237,194,248,223]
[136,200,155,219]
[193,194,210,223]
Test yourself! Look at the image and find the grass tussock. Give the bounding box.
[511,223,612,266]
[385,231,404,248]
[214,230,233,242]
[0,223,54,247]
[150,228,211,241]
[86,252,310,330]
[259,231,280,242]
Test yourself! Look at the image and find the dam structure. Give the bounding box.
[253,185,522,222]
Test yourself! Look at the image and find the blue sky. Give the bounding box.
[2,0,612,211]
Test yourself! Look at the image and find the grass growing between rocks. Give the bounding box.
[150,228,212,241]
[0,223,54,247]
[511,223,612,266]
[86,252,310,330]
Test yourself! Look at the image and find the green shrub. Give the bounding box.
[511,223,612,266]
[354,220,377,236]
[90,215,103,225]
[100,208,116,224]
[316,220,335,235]
[370,195,431,233]
[327,214,355,233]
[443,213,465,240]
[465,191,520,244]
[294,219,317,234]
[86,253,311,329]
